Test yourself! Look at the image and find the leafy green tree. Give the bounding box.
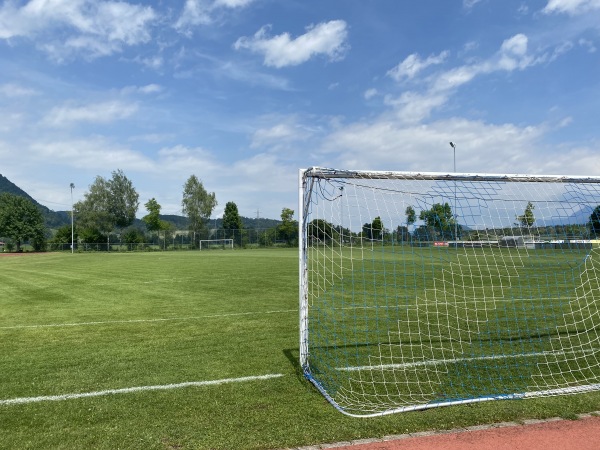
[589,205,600,238]
[0,193,46,252]
[182,175,217,248]
[75,170,139,243]
[51,225,78,248]
[405,206,416,227]
[122,228,145,246]
[142,198,162,232]
[278,207,298,246]
[517,201,535,228]
[222,201,243,242]
[109,170,139,228]
[419,203,457,239]
[309,219,334,242]
[362,216,384,240]
[395,225,410,242]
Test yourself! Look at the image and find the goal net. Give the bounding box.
[299,167,600,417]
[199,239,234,250]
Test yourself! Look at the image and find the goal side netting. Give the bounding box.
[299,167,600,417]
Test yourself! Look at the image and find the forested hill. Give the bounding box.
[0,173,68,227]
[161,215,280,230]
[1,174,281,231]
[0,173,39,204]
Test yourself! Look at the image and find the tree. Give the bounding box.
[222,201,243,241]
[0,193,46,252]
[278,207,298,246]
[419,203,457,239]
[516,201,535,228]
[309,219,334,242]
[122,228,145,246]
[142,197,169,245]
[405,206,416,227]
[109,169,139,229]
[395,225,410,242]
[361,216,383,240]
[589,205,600,238]
[51,225,78,249]
[182,175,217,248]
[75,170,139,243]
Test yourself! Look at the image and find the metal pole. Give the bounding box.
[449,142,457,242]
[70,183,75,253]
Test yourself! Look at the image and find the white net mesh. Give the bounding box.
[299,168,600,416]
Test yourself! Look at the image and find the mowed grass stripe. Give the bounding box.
[0,308,297,329]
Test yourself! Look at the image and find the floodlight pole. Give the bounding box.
[70,183,75,254]
[449,142,458,242]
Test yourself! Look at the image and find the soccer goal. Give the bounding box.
[199,239,234,250]
[299,167,600,417]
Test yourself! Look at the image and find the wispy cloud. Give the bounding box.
[388,51,449,82]
[386,33,554,123]
[43,100,138,127]
[175,0,255,33]
[0,83,38,97]
[542,0,600,15]
[0,0,156,60]
[250,119,312,150]
[234,20,349,68]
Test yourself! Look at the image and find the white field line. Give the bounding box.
[337,348,598,372]
[0,374,284,406]
[0,309,297,330]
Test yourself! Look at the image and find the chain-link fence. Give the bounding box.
[46,227,298,252]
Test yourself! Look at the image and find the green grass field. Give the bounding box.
[306,245,600,415]
[1,249,600,449]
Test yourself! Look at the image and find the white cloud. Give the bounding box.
[319,117,548,174]
[157,145,222,174]
[233,20,349,68]
[0,0,156,60]
[214,0,254,7]
[364,88,378,100]
[29,137,155,171]
[0,83,38,97]
[43,100,138,126]
[542,0,600,15]
[386,34,543,123]
[579,38,597,52]
[250,121,311,150]
[175,0,213,30]
[388,51,449,82]
[463,0,484,9]
[175,0,255,33]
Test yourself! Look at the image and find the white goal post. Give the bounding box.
[299,167,600,417]
[199,239,234,250]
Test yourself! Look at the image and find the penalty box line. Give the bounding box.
[0,309,297,330]
[0,374,284,406]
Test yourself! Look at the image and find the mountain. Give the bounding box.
[0,174,67,227]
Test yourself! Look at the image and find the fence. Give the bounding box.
[45,227,297,252]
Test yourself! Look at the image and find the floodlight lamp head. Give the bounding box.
[449,142,456,149]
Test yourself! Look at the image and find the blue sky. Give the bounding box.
[0,0,599,220]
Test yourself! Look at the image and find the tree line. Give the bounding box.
[307,202,600,245]
[0,169,300,252]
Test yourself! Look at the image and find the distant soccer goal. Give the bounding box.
[299,167,600,417]
[199,239,234,250]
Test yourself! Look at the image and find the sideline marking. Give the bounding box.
[0,309,297,330]
[0,374,284,406]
